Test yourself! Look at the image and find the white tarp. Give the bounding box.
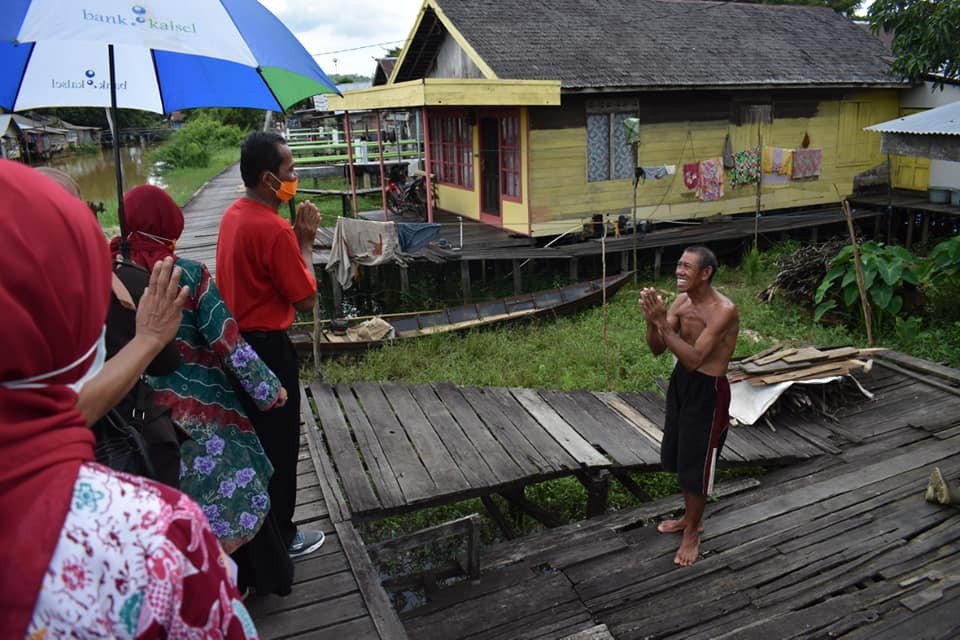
[729,376,846,426]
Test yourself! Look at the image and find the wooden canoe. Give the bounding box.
[291,270,634,357]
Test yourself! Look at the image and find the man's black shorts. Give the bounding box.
[661,362,731,495]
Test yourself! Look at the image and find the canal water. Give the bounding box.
[45,145,165,204]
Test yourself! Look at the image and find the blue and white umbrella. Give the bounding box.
[0,0,339,252]
[0,0,339,113]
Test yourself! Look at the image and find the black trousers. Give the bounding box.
[239,330,301,547]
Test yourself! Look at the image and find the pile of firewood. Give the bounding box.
[757,239,848,306]
[727,344,882,386]
[728,344,884,424]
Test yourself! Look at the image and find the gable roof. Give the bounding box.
[395,0,901,90]
[373,58,397,86]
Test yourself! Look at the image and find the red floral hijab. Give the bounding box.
[0,160,112,636]
[110,184,184,270]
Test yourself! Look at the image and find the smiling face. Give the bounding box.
[676,250,709,293]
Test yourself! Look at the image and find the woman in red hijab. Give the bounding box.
[113,184,294,597]
[0,161,258,639]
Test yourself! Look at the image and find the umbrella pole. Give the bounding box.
[108,45,129,259]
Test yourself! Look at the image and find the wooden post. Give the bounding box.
[343,111,359,217]
[653,247,663,280]
[512,258,522,295]
[921,213,930,247]
[841,198,873,347]
[481,495,516,540]
[480,259,487,284]
[810,225,818,244]
[461,260,472,303]
[399,264,409,297]
[580,470,611,518]
[621,250,630,274]
[906,212,915,249]
[375,109,388,221]
[331,277,343,318]
[569,257,579,282]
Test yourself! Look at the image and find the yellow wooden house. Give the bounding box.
[330,0,906,237]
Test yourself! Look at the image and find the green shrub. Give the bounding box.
[150,114,244,170]
[814,241,921,332]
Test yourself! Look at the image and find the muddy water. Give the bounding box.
[45,145,165,203]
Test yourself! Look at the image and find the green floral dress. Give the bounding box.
[147,258,281,553]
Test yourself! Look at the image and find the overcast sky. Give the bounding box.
[261,0,425,79]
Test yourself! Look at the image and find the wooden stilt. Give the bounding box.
[461,260,472,303]
[610,469,652,503]
[512,259,522,295]
[569,257,579,283]
[500,489,567,528]
[653,247,663,281]
[481,495,516,540]
[399,264,409,297]
[578,470,611,518]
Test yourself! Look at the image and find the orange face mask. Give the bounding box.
[268,172,298,202]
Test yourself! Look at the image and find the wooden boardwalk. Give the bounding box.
[245,389,408,639]
[389,355,960,639]
[304,382,835,521]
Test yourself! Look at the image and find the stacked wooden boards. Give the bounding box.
[728,345,881,385]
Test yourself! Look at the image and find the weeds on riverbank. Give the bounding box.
[96,147,240,233]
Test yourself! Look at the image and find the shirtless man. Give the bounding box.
[640,245,739,566]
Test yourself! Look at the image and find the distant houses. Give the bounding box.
[0,112,101,161]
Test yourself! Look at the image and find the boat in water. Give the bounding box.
[292,271,634,357]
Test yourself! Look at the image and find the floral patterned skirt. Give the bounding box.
[178,423,274,554]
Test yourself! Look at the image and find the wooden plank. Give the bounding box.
[432,382,526,483]
[739,343,783,364]
[335,384,406,510]
[539,390,648,467]
[353,381,438,504]
[253,592,369,638]
[782,345,859,363]
[755,347,798,365]
[596,392,663,445]
[757,362,849,385]
[486,387,582,471]
[510,387,610,468]
[458,386,554,476]
[380,382,472,493]
[285,616,379,640]
[877,350,960,386]
[335,520,410,640]
[408,384,500,488]
[308,383,381,515]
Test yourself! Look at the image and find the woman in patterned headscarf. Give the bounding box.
[113,184,293,596]
[0,160,257,638]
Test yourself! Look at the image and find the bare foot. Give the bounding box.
[674,528,701,566]
[657,518,704,534]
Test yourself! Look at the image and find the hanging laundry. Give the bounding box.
[326,217,404,289]
[722,133,735,169]
[698,157,724,202]
[729,147,760,189]
[396,222,441,253]
[791,148,823,180]
[638,165,676,182]
[683,162,700,190]
[761,147,793,186]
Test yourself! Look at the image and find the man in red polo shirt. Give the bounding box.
[217,132,325,568]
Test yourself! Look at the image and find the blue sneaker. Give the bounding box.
[288,530,325,558]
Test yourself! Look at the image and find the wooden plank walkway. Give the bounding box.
[304,381,837,521]
[385,358,960,639]
[245,388,408,639]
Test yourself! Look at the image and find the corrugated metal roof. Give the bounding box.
[866,100,960,136]
[0,114,12,135]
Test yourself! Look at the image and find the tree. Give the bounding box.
[868,0,960,84]
[759,0,861,17]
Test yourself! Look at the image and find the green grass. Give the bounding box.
[97,147,240,234]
